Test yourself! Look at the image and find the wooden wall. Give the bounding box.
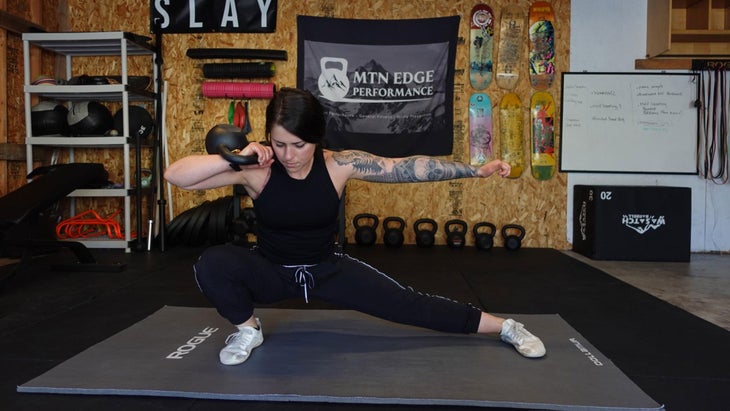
[1,0,59,195]
[53,0,571,248]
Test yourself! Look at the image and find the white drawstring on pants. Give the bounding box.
[286,264,315,303]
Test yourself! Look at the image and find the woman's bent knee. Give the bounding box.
[194,244,247,288]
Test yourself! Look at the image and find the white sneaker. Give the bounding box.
[500,318,546,358]
[219,318,263,365]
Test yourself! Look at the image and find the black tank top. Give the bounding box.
[253,148,340,264]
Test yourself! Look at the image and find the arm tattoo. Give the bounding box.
[333,150,477,183]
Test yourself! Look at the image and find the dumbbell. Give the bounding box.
[501,224,526,251]
[445,219,467,249]
[353,213,379,246]
[205,124,258,167]
[414,218,438,248]
[383,216,405,247]
[473,222,496,251]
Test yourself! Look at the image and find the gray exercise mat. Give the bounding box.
[18,306,663,410]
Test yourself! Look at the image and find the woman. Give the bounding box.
[165,88,545,366]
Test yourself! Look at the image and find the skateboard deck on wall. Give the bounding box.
[469,93,493,166]
[469,3,495,90]
[528,1,556,90]
[495,4,525,90]
[530,91,556,180]
[499,92,524,178]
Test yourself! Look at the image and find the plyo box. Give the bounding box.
[573,185,691,262]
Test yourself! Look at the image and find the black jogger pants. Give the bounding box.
[193,244,483,334]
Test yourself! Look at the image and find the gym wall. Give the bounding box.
[56,0,570,248]
[1,1,63,194]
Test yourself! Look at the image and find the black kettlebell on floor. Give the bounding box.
[501,224,526,251]
[445,219,467,249]
[473,222,497,251]
[414,218,438,248]
[205,124,258,166]
[353,213,379,246]
[383,216,406,248]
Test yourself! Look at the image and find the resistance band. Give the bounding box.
[228,101,251,133]
[694,60,729,184]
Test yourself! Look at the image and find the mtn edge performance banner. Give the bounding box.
[297,16,459,157]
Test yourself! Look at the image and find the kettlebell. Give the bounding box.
[205,124,248,154]
[473,222,497,251]
[353,213,379,246]
[445,219,467,249]
[205,124,258,166]
[501,223,526,251]
[414,218,438,248]
[383,216,406,248]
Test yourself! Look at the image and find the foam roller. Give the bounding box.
[187,48,287,60]
[202,82,276,99]
[203,62,275,79]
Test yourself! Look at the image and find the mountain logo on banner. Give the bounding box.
[317,57,435,103]
[318,58,351,101]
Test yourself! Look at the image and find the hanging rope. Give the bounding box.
[694,60,729,184]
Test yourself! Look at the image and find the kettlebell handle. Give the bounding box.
[383,216,405,230]
[206,124,259,166]
[414,218,438,233]
[501,223,526,240]
[445,219,467,234]
[218,143,259,166]
[473,222,496,236]
[353,213,379,229]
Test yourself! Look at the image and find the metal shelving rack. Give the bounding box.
[22,31,159,252]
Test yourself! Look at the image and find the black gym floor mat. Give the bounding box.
[18,306,661,410]
[1,246,728,411]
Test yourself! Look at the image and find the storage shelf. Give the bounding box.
[672,30,730,41]
[646,0,730,58]
[25,135,154,147]
[59,238,131,249]
[70,188,129,197]
[25,84,156,101]
[23,31,159,253]
[635,57,730,70]
[635,58,695,70]
[70,187,151,197]
[22,31,154,56]
[26,136,129,146]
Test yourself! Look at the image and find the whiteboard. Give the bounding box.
[560,72,699,174]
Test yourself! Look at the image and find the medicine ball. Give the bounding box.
[67,101,114,136]
[31,75,56,86]
[113,105,154,140]
[31,101,68,136]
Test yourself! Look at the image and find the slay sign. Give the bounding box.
[151,0,277,33]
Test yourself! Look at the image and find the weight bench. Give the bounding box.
[0,163,126,284]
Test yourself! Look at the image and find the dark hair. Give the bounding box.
[265,87,325,145]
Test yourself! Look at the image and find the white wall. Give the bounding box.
[568,0,730,252]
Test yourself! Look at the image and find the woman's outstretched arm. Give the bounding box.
[330,150,510,183]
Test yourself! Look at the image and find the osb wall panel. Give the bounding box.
[4,34,26,193]
[66,0,571,249]
[3,0,63,195]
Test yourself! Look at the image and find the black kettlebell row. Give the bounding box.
[353,214,526,251]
